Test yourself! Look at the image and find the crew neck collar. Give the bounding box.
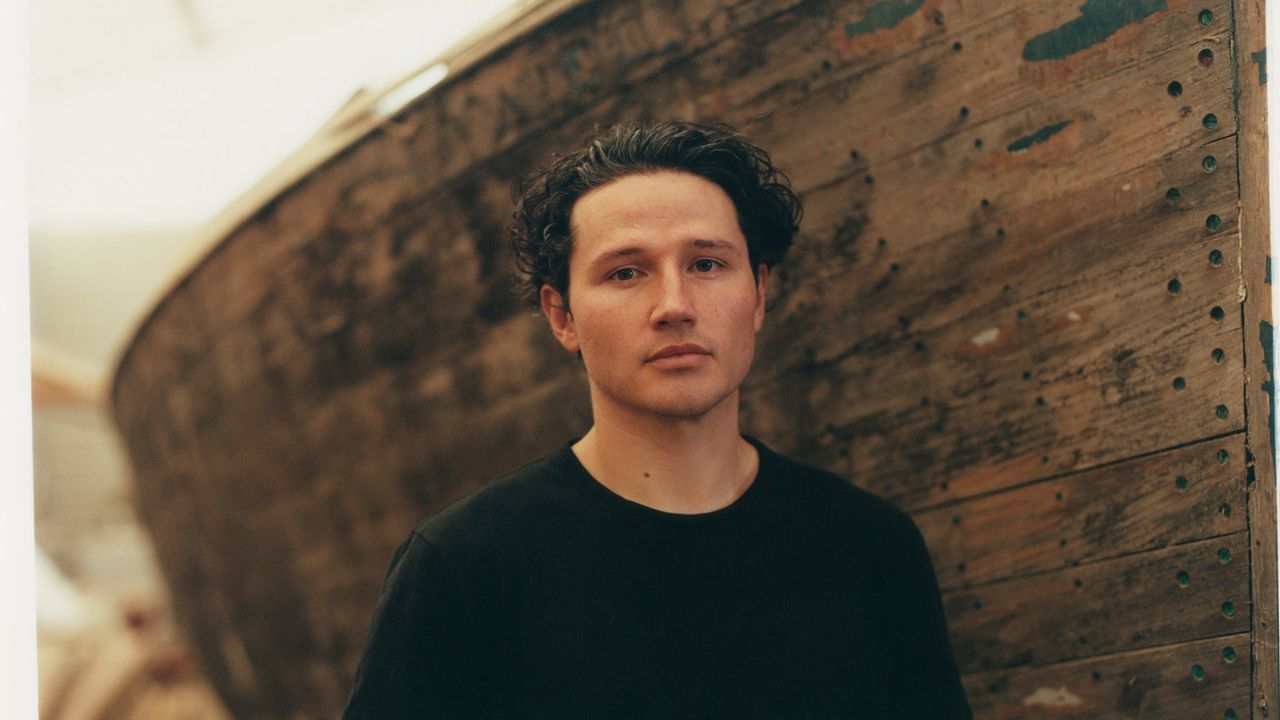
[553,435,778,528]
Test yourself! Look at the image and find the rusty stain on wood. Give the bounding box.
[1022,0,1168,62]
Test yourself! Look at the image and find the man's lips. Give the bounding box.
[646,343,711,362]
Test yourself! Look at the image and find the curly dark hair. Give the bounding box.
[509,121,803,311]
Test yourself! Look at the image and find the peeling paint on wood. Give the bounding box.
[1253,48,1267,85]
[1262,320,1275,453]
[1022,0,1168,62]
[844,0,925,38]
[1007,120,1074,154]
[1022,685,1083,706]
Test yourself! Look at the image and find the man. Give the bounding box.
[343,121,972,718]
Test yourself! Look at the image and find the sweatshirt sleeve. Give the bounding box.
[883,512,974,719]
[342,531,493,719]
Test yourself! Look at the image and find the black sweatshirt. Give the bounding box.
[343,437,972,719]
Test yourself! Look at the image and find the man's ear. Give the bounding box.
[540,284,581,353]
[753,264,769,332]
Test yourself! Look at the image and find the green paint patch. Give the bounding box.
[1023,0,1167,62]
[845,0,926,38]
[1267,255,1272,284]
[1262,320,1276,454]
[1253,48,1267,85]
[561,48,582,75]
[1007,120,1073,153]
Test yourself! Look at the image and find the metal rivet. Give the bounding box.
[1212,347,1226,363]
[957,561,966,572]
[1168,278,1182,293]
[1192,663,1206,680]
[1209,247,1223,264]
[980,198,990,208]
[1211,306,1225,320]
[1074,578,1083,588]
[1036,396,1046,406]
[1177,570,1191,587]
[1198,49,1214,67]
[1219,502,1232,516]
[1200,9,1214,24]
[822,59,833,71]
[960,106,969,117]
[1059,538,1068,548]
[1166,188,1182,204]
[1223,645,1237,662]
[1207,215,1223,231]
[865,175,874,185]
[1017,309,1027,321]
[974,138,984,148]
[1173,376,1187,391]
[1203,155,1218,172]
[1055,491,1064,501]
[1168,80,1183,96]
[1022,370,1032,380]
[1216,405,1229,419]
[996,227,1006,238]
[1217,449,1230,464]
[890,262,899,272]
[1175,475,1189,491]
[850,149,860,160]
[953,41,963,51]
[1226,709,1239,720]
[1219,547,1232,563]
[1222,600,1236,617]
[1204,113,1219,129]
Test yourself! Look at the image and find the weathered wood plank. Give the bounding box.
[945,534,1250,673]
[745,137,1244,508]
[1229,0,1278,716]
[918,434,1247,590]
[964,633,1251,719]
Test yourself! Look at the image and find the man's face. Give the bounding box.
[540,170,767,421]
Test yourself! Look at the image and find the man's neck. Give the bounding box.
[571,393,759,515]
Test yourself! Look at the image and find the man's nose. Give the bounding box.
[650,270,697,328]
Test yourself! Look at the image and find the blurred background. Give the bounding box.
[29,0,518,714]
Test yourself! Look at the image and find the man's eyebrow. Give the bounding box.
[588,239,742,268]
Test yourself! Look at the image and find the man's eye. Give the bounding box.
[610,267,638,281]
[693,259,721,272]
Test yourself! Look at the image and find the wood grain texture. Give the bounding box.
[945,533,1250,673]
[964,633,1251,718]
[108,0,1274,716]
[1229,0,1278,716]
[918,433,1247,590]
